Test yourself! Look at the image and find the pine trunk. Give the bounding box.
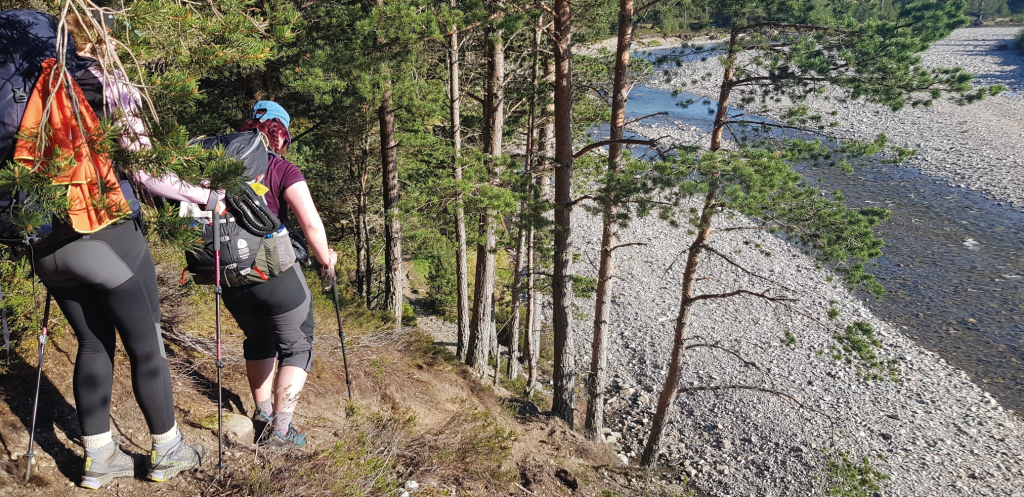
[586,0,634,441]
[539,55,555,203]
[640,30,737,468]
[468,219,495,375]
[362,119,373,308]
[489,7,505,383]
[449,11,470,363]
[353,147,367,299]
[524,22,544,393]
[638,189,714,467]
[379,85,402,325]
[469,16,504,379]
[550,0,576,427]
[354,179,367,298]
[525,223,538,391]
[508,221,527,379]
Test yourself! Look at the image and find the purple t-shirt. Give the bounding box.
[264,155,306,221]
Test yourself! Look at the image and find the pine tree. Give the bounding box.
[638,0,1001,467]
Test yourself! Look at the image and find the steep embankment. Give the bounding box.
[1,243,696,496]
[569,200,1023,497]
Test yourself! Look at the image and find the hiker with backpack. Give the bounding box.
[174,101,336,450]
[222,102,336,449]
[1,9,204,488]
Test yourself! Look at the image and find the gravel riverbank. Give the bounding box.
[565,27,1024,496]
[568,196,1023,496]
[644,27,1024,208]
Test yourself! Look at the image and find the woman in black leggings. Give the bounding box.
[21,15,207,489]
[33,219,204,488]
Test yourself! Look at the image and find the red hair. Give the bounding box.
[240,118,289,155]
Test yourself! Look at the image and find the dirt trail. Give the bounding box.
[1,255,682,496]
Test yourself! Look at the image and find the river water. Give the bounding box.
[614,83,1024,415]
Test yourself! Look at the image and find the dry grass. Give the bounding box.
[1,242,700,497]
[401,406,518,485]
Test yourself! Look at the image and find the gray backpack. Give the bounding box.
[182,131,295,287]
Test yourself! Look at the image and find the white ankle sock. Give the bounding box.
[151,423,179,446]
[83,431,113,451]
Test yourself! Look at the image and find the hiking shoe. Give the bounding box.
[147,433,204,482]
[80,441,135,489]
[252,411,274,445]
[267,424,306,451]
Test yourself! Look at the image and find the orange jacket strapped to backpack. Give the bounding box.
[12,57,129,234]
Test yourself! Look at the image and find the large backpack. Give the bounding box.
[0,10,130,245]
[0,10,84,163]
[182,130,296,287]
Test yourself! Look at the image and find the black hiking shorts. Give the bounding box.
[222,265,315,372]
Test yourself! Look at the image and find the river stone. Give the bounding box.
[219,413,254,446]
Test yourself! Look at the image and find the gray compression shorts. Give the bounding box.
[222,265,315,372]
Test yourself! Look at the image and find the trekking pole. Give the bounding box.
[24,292,52,481]
[330,273,353,400]
[1,283,11,366]
[212,208,226,472]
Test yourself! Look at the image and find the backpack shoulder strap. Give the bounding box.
[190,130,271,183]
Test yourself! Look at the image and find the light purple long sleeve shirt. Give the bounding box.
[91,66,219,209]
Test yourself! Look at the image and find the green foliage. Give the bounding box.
[572,275,598,299]
[145,204,201,252]
[966,0,1012,20]
[315,414,412,495]
[401,302,418,327]
[500,374,529,397]
[0,247,53,362]
[662,0,1001,121]
[823,450,890,497]
[0,2,305,245]
[412,329,459,371]
[0,118,122,238]
[653,148,891,297]
[782,329,797,347]
[831,321,901,381]
[370,358,388,380]
[1017,28,1024,54]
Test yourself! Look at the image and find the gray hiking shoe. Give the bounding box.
[147,433,204,482]
[253,411,273,445]
[80,441,135,489]
[267,424,306,451]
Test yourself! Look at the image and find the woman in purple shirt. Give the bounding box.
[221,102,338,450]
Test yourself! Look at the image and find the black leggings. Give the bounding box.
[33,221,175,437]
